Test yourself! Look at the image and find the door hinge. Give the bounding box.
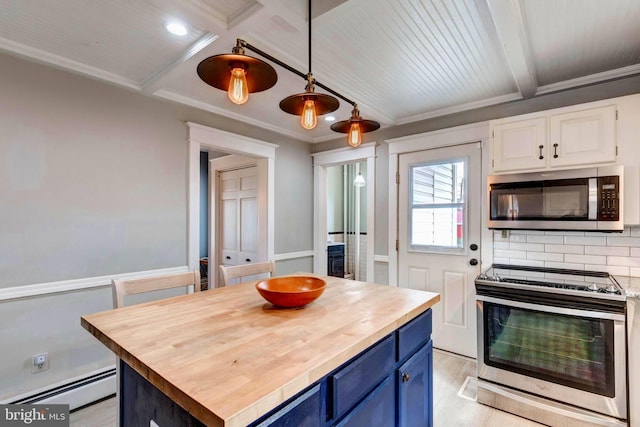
[616,145,618,156]
[395,239,399,251]
[492,130,494,138]
[396,172,400,184]
[616,110,618,120]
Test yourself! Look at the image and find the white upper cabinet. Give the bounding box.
[548,105,616,169]
[490,104,617,174]
[491,117,547,173]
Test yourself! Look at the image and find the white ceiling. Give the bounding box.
[1,0,639,142]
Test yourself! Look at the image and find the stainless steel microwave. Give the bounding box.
[487,165,623,231]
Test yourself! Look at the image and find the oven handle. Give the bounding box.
[476,295,626,322]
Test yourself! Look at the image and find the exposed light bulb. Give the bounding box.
[300,99,317,130]
[228,67,249,105]
[348,122,361,147]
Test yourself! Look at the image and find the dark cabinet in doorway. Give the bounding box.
[328,243,345,278]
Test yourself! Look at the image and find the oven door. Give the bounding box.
[476,295,627,419]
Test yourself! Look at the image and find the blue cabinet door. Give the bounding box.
[334,376,395,427]
[397,340,433,427]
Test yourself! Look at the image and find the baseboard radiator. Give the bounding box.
[8,367,116,411]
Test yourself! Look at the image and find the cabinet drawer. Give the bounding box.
[397,309,432,362]
[331,334,395,419]
[334,376,395,427]
[252,384,321,427]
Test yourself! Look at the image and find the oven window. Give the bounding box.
[484,302,615,397]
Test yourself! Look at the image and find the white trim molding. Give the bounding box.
[0,266,189,302]
[274,250,314,261]
[374,255,389,263]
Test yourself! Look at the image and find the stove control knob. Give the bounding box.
[476,273,488,281]
[490,275,502,282]
[587,283,600,291]
[605,285,619,294]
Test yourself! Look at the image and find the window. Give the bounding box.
[409,160,465,250]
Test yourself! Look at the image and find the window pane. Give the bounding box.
[411,207,463,247]
[410,160,465,249]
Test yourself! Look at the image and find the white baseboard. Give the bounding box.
[5,366,116,411]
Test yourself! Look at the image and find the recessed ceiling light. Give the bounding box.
[324,115,336,122]
[166,21,187,36]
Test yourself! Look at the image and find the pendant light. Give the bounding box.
[331,105,381,148]
[278,0,339,129]
[196,0,380,146]
[197,39,277,105]
[353,172,366,187]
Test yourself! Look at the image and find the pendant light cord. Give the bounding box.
[308,0,312,75]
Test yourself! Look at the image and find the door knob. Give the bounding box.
[469,258,478,266]
[470,243,478,251]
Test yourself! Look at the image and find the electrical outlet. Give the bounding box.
[32,352,49,373]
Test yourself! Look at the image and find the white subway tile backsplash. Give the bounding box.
[607,236,640,247]
[509,242,545,252]
[491,227,640,277]
[527,252,563,262]
[607,256,640,267]
[585,245,629,256]
[564,254,606,265]
[544,244,584,254]
[494,249,526,259]
[585,264,630,276]
[526,235,564,244]
[563,236,606,246]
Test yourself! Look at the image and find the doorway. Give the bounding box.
[312,143,376,281]
[326,161,367,281]
[398,143,481,358]
[187,122,277,289]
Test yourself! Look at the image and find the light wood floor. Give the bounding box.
[69,349,542,426]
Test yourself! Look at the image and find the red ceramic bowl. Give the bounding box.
[256,276,326,308]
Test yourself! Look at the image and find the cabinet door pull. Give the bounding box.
[225,256,231,260]
[538,145,544,160]
[246,258,251,262]
[553,143,559,158]
[401,372,411,382]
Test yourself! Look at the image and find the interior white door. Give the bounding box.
[398,143,482,358]
[219,166,258,284]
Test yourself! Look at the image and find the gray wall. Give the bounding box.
[0,52,312,401]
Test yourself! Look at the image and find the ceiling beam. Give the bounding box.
[140,33,218,95]
[486,0,538,98]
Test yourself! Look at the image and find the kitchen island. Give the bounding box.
[81,274,439,427]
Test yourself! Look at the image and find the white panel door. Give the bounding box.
[398,143,482,358]
[219,166,258,283]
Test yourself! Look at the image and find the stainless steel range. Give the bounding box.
[475,264,627,427]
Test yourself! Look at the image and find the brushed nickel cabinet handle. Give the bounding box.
[402,372,411,382]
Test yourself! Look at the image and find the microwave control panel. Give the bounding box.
[598,176,619,220]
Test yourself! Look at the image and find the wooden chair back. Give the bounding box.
[112,270,200,308]
[219,260,275,286]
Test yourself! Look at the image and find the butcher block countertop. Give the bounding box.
[81,274,440,427]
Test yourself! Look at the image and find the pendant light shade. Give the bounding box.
[331,105,381,147]
[353,172,366,187]
[280,76,339,129]
[197,42,277,104]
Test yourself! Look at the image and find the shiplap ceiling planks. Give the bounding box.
[0,0,639,142]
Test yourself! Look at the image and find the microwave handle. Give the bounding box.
[588,178,598,220]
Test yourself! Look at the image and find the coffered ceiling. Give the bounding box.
[1,0,639,142]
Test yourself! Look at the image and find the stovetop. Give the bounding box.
[475,264,626,301]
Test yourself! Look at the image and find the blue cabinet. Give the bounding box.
[397,340,433,427]
[120,309,433,427]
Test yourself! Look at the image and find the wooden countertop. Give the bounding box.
[81,275,440,427]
